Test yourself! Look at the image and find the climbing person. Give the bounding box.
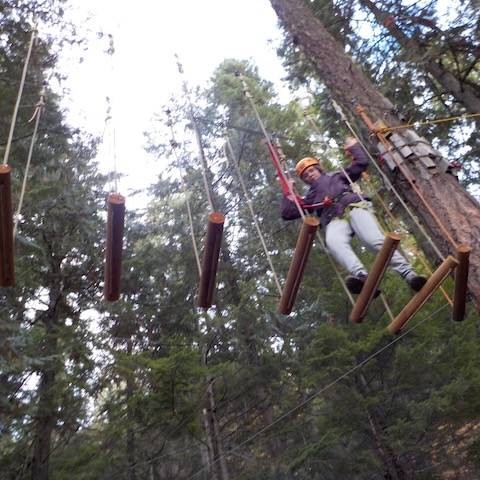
[281,136,427,295]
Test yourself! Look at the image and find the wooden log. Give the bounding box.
[350,232,400,323]
[278,216,319,315]
[197,212,225,309]
[104,193,125,302]
[0,165,14,287]
[387,255,459,334]
[452,245,471,322]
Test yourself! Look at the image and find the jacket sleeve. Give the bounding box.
[281,195,302,220]
[343,143,369,182]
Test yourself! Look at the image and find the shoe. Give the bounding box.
[406,273,427,292]
[345,274,381,298]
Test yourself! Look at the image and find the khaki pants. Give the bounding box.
[325,206,412,278]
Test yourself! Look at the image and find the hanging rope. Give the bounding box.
[3,26,37,166]
[13,88,45,238]
[237,72,355,305]
[167,110,202,277]
[225,136,283,297]
[356,105,459,251]
[175,54,215,212]
[378,112,480,134]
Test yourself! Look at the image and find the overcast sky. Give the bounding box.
[55,1,288,206]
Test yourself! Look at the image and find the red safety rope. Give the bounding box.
[265,140,333,210]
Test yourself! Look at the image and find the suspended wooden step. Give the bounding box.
[197,212,225,309]
[0,165,14,287]
[278,216,319,315]
[350,232,400,323]
[452,244,470,322]
[104,193,125,302]
[388,255,459,334]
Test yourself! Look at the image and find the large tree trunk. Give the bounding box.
[31,366,56,480]
[270,0,480,310]
[359,0,480,114]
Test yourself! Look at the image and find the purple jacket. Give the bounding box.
[281,143,369,227]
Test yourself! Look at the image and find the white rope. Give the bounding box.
[3,27,37,166]
[237,73,355,305]
[225,136,283,297]
[13,89,45,238]
[175,54,215,212]
[330,100,445,261]
[167,113,202,277]
[187,302,450,480]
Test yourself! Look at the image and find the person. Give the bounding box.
[281,137,427,295]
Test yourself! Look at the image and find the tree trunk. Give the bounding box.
[270,0,480,309]
[126,338,136,480]
[359,0,480,114]
[31,367,56,480]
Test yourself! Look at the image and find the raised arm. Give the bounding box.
[343,141,369,182]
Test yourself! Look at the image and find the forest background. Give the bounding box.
[0,1,479,479]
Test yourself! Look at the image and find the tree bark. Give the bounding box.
[270,0,480,309]
[359,0,480,114]
[126,338,136,480]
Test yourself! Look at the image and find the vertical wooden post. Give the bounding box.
[104,193,125,302]
[350,233,400,323]
[388,255,459,334]
[452,245,471,322]
[0,165,14,287]
[198,212,225,309]
[278,216,319,315]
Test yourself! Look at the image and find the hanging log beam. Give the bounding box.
[104,193,125,302]
[350,232,400,323]
[388,255,459,334]
[0,165,14,287]
[198,212,225,309]
[452,245,471,322]
[278,216,319,315]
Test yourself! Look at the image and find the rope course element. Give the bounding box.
[236,72,355,307]
[13,88,45,238]
[356,105,459,251]
[176,55,225,309]
[3,26,37,167]
[103,35,125,302]
[166,109,202,276]
[0,25,37,287]
[225,136,283,297]
[186,303,450,480]
[377,112,480,134]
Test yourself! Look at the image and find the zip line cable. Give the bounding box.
[237,72,355,305]
[13,88,45,238]
[3,26,37,166]
[166,109,202,276]
[187,302,450,480]
[225,136,283,297]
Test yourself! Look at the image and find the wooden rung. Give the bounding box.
[0,165,14,287]
[104,193,125,302]
[387,255,459,334]
[197,212,225,309]
[278,216,319,315]
[350,232,400,324]
[452,245,470,322]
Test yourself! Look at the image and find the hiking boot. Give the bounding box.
[345,274,381,298]
[405,272,427,292]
